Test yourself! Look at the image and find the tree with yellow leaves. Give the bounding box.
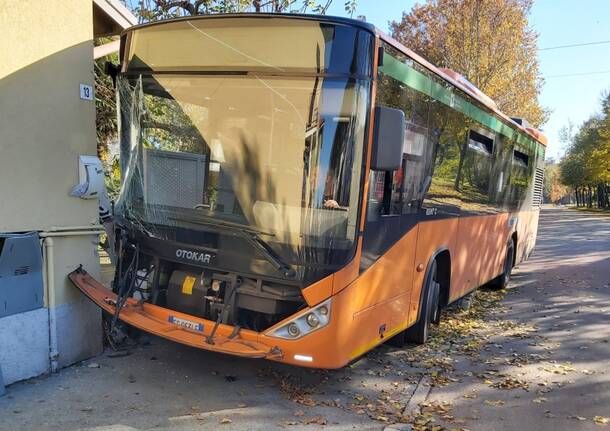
[390,0,548,127]
[560,92,610,208]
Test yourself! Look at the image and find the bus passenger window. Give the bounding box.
[509,148,532,208]
[458,129,495,213]
[513,149,529,167]
[399,123,429,214]
[489,135,512,209]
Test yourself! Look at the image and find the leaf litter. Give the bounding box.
[258,288,589,430]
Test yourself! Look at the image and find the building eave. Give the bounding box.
[93,0,137,38]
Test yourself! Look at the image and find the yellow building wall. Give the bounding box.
[0,1,103,376]
[0,0,99,232]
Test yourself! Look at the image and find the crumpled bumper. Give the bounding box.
[68,268,282,360]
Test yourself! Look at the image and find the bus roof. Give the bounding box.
[377,31,548,147]
[121,13,547,147]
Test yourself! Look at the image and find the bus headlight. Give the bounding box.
[306,313,320,328]
[267,299,331,340]
[287,322,300,337]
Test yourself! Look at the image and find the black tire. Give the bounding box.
[390,260,440,346]
[489,240,514,290]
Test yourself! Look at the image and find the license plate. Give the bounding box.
[168,316,204,332]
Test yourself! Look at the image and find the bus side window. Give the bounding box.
[361,43,433,271]
[366,168,402,218]
[509,148,532,209]
[367,170,389,219]
[400,122,430,214]
[424,97,468,217]
[372,52,431,218]
[458,128,496,214]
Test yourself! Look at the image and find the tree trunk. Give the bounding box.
[454,134,469,192]
[602,183,610,208]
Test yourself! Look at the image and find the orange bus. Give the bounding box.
[70,14,546,368]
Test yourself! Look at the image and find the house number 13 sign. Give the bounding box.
[79,84,94,101]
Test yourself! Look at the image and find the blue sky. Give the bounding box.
[326,0,610,160]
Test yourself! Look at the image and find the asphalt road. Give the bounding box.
[0,206,608,431]
[428,207,610,430]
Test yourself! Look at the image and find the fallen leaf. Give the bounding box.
[594,416,610,425]
[302,416,327,425]
[493,377,529,390]
[484,400,505,406]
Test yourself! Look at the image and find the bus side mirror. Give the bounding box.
[371,106,405,171]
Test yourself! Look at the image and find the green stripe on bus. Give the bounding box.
[380,53,543,156]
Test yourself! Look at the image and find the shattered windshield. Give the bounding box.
[116,18,373,272]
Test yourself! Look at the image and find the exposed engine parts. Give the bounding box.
[112,239,305,333]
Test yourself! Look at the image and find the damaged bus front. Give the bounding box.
[71,15,374,367]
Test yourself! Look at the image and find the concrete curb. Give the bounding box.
[383,376,432,431]
[402,375,432,416]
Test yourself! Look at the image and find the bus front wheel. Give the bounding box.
[392,259,440,346]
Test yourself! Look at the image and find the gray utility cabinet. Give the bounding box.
[0,232,44,319]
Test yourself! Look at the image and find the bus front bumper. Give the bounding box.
[68,268,282,360]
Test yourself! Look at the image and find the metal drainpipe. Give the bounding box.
[44,237,59,373]
[48,226,104,232]
[40,228,104,373]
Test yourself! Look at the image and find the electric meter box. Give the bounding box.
[0,232,44,318]
[70,155,105,199]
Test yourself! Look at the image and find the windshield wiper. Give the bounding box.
[168,216,296,278]
[243,233,297,279]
